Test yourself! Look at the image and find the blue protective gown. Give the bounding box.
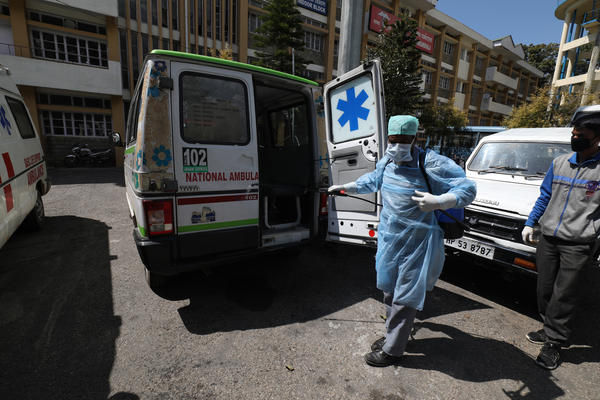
[349,147,476,310]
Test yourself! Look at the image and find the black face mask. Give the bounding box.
[571,136,595,152]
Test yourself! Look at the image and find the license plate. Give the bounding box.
[444,237,495,260]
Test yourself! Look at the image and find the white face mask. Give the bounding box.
[386,143,413,162]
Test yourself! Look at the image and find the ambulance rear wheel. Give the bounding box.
[144,266,171,288]
[24,191,44,231]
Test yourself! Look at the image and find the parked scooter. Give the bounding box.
[64,142,113,167]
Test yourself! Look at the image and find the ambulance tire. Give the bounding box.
[24,191,44,231]
[144,266,171,289]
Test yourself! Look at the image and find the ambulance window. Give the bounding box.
[6,97,36,139]
[126,91,142,145]
[180,72,249,145]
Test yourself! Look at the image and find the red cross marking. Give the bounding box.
[2,152,14,212]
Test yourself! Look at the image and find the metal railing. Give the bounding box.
[583,8,600,24]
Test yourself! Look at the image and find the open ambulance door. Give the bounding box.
[324,60,386,246]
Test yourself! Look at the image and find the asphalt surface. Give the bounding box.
[1,167,598,400]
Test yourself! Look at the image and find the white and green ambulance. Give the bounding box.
[120,50,387,288]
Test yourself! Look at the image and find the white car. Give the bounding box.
[0,66,50,249]
[445,127,574,273]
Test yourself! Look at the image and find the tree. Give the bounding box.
[522,43,558,86]
[503,86,600,128]
[252,0,307,74]
[364,15,423,119]
[209,44,233,60]
[419,102,468,137]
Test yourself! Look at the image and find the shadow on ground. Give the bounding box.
[0,216,128,400]
[49,167,125,187]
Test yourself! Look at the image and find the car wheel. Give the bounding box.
[24,191,44,231]
[144,266,171,289]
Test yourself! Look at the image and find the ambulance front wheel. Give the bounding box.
[143,266,171,289]
[24,190,44,231]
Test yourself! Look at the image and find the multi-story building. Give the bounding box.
[0,0,124,165]
[552,0,599,105]
[0,0,543,164]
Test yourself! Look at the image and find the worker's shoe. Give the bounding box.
[370,336,385,352]
[364,350,402,367]
[526,329,548,345]
[535,343,560,370]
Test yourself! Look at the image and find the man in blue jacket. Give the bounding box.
[329,115,476,367]
[522,108,600,370]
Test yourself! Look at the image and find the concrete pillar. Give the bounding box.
[239,0,248,62]
[550,10,572,99]
[8,0,30,57]
[581,29,600,105]
[338,0,365,75]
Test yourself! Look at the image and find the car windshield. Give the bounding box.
[468,142,571,176]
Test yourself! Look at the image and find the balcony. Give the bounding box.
[481,93,513,116]
[454,92,465,109]
[582,8,600,27]
[0,52,121,95]
[485,66,518,90]
[458,59,469,80]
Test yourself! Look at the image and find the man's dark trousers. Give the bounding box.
[536,235,594,345]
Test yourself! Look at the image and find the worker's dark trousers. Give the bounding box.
[382,292,417,357]
[536,235,594,345]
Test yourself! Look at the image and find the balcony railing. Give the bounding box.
[583,9,600,24]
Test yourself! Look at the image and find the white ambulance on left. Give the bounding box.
[0,66,50,249]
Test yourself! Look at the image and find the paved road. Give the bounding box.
[1,168,598,400]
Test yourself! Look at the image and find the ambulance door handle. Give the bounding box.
[347,159,357,166]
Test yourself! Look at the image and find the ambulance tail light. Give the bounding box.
[319,192,328,216]
[143,199,173,236]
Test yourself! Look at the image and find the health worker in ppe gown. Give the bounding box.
[328,115,476,367]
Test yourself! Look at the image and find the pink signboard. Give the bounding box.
[368,5,398,33]
[416,28,434,54]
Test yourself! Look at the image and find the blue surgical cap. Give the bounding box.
[388,115,418,136]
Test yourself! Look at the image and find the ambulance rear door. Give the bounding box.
[171,61,259,257]
[324,60,386,246]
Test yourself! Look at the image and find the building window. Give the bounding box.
[439,76,451,89]
[119,30,129,89]
[161,0,169,28]
[41,110,112,137]
[207,0,212,38]
[304,31,323,52]
[172,0,178,29]
[31,29,108,67]
[422,70,432,84]
[140,0,148,23]
[232,0,238,44]
[460,49,468,61]
[198,0,203,35]
[162,38,169,50]
[152,0,158,25]
[118,0,127,18]
[249,14,262,33]
[28,11,106,35]
[216,0,222,41]
[38,92,112,109]
[131,33,139,83]
[443,41,454,55]
[130,0,137,20]
[141,33,149,58]
[189,0,195,34]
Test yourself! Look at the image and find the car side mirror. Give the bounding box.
[111,132,122,146]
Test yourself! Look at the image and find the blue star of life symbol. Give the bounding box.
[0,106,11,135]
[336,87,370,131]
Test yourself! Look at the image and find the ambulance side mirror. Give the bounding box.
[111,132,122,146]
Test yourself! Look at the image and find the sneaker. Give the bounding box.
[370,336,385,351]
[526,329,548,345]
[364,350,402,367]
[535,343,560,370]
